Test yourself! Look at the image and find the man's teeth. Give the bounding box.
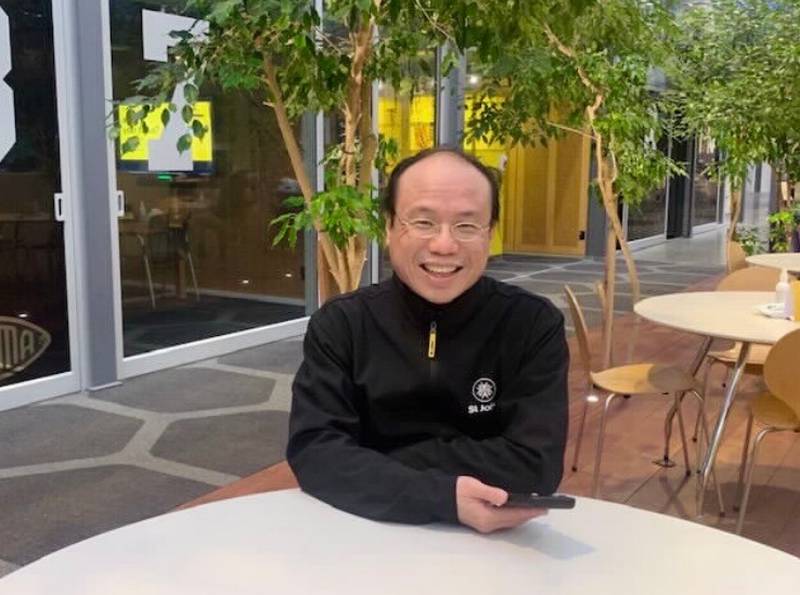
[423,264,459,274]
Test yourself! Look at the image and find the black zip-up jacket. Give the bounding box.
[286,274,569,525]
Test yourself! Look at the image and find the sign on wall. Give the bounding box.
[0,8,16,162]
[0,317,51,381]
[118,9,212,172]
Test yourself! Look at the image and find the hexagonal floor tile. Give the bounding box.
[91,368,275,413]
[0,405,142,468]
[151,410,289,477]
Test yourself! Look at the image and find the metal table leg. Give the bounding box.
[696,341,751,516]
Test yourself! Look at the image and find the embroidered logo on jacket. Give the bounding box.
[468,377,497,414]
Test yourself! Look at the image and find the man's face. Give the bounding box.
[386,153,493,304]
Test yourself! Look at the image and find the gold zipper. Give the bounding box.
[427,321,437,359]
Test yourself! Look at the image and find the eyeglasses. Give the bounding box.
[398,218,491,242]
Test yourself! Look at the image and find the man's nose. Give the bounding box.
[428,224,459,254]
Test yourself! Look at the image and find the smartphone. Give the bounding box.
[504,493,576,509]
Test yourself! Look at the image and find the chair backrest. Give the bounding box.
[716,266,782,291]
[763,328,800,420]
[563,285,594,384]
[146,213,172,261]
[727,240,747,273]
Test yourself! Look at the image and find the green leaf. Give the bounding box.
[183,83,199,104]
[121,137,140,155]
[161,109,171,127]
[177,133,193,154]
[182,104,194,124]
[191,119,206,139]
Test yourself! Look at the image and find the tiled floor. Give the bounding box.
[3,244,797,578]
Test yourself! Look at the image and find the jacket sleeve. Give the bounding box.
[286,308,459,524]
[387,305,569,495]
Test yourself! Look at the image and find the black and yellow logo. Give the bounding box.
[0,317,51,380]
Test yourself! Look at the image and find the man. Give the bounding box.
[286,147,569,533]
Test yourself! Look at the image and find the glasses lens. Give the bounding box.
[452,223,483,242]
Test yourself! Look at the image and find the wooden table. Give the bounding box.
[634,291,799,514]
[746,252,800,273]
[1,490,798,594]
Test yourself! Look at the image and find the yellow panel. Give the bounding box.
[190,102,213,161]
[378,92,435,167]
[463,94,507,255]
[119,101,213,163]
[519,144,548,247]
[553,134,583,248]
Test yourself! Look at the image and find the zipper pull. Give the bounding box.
[427,321,437,359]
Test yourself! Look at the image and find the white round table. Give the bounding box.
[746,252,800,273]
[635,291,800,514]
[0,490,797,594]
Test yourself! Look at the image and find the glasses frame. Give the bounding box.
[397,217,491,243]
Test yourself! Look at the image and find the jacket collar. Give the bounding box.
[390,273,489,332]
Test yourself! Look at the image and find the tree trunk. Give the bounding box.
[602,214,617,369]
[727,186,742,244]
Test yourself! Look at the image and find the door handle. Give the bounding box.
[116,190,125,217]
[53,192,65,222]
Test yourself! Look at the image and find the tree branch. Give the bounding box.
[545,120,596,141]
[262,56,315,205]
[542,22,599,96]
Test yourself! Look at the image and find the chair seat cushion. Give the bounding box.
[591,363,698,395]
[751,392,800,430]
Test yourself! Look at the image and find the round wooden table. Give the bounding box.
[635,291,800,514]
[1,490,797,594]
[746,252,800,273]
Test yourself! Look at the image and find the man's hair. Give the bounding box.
[381,146,500,226]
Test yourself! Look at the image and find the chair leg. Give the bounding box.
[693,358,715,442]
[186,250,200,301]
[674,393,692,476]
[571,395,591,472]
[734,412,755,513]
[736,427,777,535]
[142,253,156,309]
[592,393,619,498]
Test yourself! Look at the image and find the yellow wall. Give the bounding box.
[378,93,435,165]
[463,96,507,256]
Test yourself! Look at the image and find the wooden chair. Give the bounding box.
[704,266,782,374]
[692,267,786,440]
[726,240,747,274]
[735,329,800,534]
[565,285,719,500]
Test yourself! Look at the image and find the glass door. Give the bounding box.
[0,0,80,408]
[109,2,307,369]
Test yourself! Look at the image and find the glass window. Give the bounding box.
[693,135,721,227]
[376,53,437,280]
[0,0,71,388]
[110,1,306,357]
[627,138,670,241]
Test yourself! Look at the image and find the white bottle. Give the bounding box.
[775,269,791,317]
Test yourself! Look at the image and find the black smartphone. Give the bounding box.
[504,493,576,509]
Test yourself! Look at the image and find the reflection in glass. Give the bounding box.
[111,2,305,357]
[627,139,670,241]
[0,0,70,388]
[376,54,437,280]
[693,136,721,226]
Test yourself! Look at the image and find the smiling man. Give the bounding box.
[286,148,569,533]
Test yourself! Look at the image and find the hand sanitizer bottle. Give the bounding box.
[776,268,790,306]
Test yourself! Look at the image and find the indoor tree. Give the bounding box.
[670,0,800,246]
[110,0,481,301]
[465,0,682,366]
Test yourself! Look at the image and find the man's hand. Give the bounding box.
[456,476,547,534]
